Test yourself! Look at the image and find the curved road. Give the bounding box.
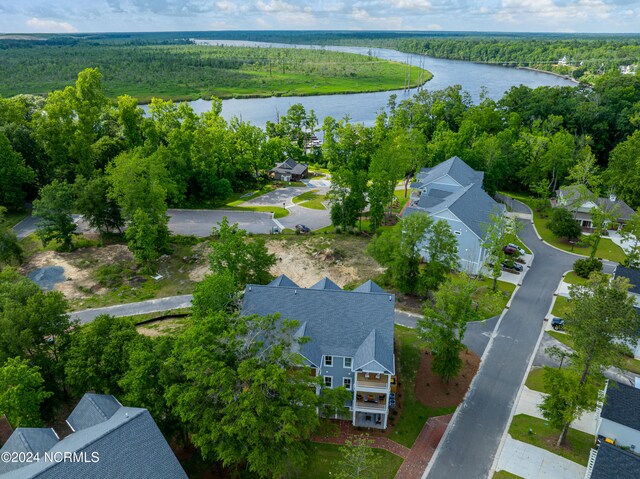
[425,200,615,479]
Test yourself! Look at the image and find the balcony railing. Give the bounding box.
[356,372,388,389]
[355,399,387,410]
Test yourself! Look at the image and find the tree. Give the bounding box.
[65,314,140,397]
[33,179,77,251]
[334,435,382,479]
[547,207,581,241]
[0,132,34,210]
[419,274,478,383]
[209,218,275,287]
[586,204,618,259]
[0,357,52,428]
[620,208,640,268]
[74,175,124,235]
[538,366,599,447]
[191,271,239,320]
[0,207,22,266]
[125,208,164,273]
[606,130,640,207]
[420,220,459,293]
[166,312,343,478]
[481,211,509,292]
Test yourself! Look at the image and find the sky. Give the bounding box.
[0,0,639,34]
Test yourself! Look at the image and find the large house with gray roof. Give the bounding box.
[553,185,635,230]
[0,393,186,479]
[404,156,505,275]
[241,275,396,429]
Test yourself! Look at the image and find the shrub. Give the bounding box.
[548,207,582,240]
[94,264,128,288]
[573,258,603,278]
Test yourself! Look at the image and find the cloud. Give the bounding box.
[496,0,613,24]
[26,17,78,33]
[389,0,431,10]
[255,0,299,13]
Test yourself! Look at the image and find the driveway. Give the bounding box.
[426,207,579,479]
[167,209,277,236]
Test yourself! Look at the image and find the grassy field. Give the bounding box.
[0,43,431,101]
[509,414,594,465]
[525,367,547,393]
[391,325,456,448]
[502,193,626,264]
[292,190,327,210]
[563,271,590,286]
[306,443,403,478]
[551,296,571,318]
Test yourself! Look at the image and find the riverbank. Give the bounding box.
[516,66,580,84]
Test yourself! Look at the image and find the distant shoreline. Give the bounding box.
[516,66,580,84]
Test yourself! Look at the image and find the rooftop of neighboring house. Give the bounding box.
[270,158,308,176]
[405,156,504,238]
[600,380,640,431]
[591,442,640,479]
[240,275,395,374]
[0,393,187,479]
[555,185,635,220]
[614,265,640,295]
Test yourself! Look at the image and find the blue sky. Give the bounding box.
[1,0,639,34]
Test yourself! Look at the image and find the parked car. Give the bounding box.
[295,224,311,234]
[501,260,523,272]
[507,243,526,255]
[270,226,281,235]
[503,245,518,255]
[551,317,565,331]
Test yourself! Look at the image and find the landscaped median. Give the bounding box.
[292,190,327,210]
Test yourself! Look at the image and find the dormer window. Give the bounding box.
[324,356,333,366]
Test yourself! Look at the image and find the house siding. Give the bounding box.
[320,356,354,391]
[597,418,640,449]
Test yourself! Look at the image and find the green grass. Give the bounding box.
[224,184,279,207]
[305,443,403,479]
[393,189,411,212]
[475,277,517,319]
[551,296,571,318]
[525,368,547,393]
[509,414,595,466]
[292,190,327,210]
[501,193,626,263]
[222,205,289,219]
[392,325,457,448]
[493,472,524,479]
[563,271,590,286]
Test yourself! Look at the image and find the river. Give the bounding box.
[142,40,575,128]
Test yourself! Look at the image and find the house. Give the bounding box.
[558,56,569,66]
[269,158,308,182]
[613,265,640,358]
[553,186,635,229]
[0,393,187,478]
[595,380,640,450]
[403,156,505,275]
[240,275,396,429]
[619,65,637,75]
[586,442,640,479]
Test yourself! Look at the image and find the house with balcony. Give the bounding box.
[403,156,505,275]
[241,275,396,429]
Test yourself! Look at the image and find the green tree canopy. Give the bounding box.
[33,179,77,251]
[0,357,52,428]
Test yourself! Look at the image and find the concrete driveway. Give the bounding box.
[167,209,277,236]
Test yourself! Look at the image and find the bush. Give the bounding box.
[573,258,603,278]
[94,264,128,288]
[548,207,582,240]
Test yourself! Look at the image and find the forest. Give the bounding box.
[0,37,427,102]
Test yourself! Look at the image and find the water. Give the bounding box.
[142,40,575,128]
[28,266,66,291]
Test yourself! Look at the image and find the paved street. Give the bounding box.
[167,209,277,236]
[70,294,194,324]
[426,204,578,479]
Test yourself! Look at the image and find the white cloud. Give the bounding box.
[427,23,443,30]
[496,0,612,25]
[389,0,431,10]
[26,17,78,33]
[255,0,299,13]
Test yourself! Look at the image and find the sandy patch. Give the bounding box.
[266,237,385,288]
[21,245,133,300]
[136,317,189,337]
[188,242,212,282]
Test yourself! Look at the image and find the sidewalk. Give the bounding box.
[496,436,586,479]
[515,387,597,435]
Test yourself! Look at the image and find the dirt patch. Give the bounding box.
[266,236,385,288]
[20,245,133,300]
[415,349,480,409]
[188,242,212,282]
[136,316,190,337]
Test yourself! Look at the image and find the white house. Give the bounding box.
[404,156,505,275]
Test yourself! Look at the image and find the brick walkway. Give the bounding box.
[311,414,453,478]
[394,414,453,479]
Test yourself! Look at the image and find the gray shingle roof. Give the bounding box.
[597,197,635,221]
[310,278,342,290]
[271,159,308,176]
[0,429,58,475]
[614,266,640,295]
[591,443,640,479]
[66,394,121,432]
[269,274,299,288]
[0,397,186,479]
[414,156,484,188]
[241,279,395,373]
[601,380,640,431]
[353,280,385,293]
[448,184,505,238]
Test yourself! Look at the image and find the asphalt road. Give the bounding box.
[426,213,579,479]
[167,209,277,236]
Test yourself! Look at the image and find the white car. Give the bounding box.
[507,243,526,255]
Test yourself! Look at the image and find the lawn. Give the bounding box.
[391,325,456,448]
[475,277,517,319]
[493,472,524,479]
[393,189,411,212]
[525,367,547,393]
[563,271,590,286]
[292,190,327,210]
[501,193,626,263]
[551,295,572,318]
[509,414,595,466]
[222,205,289,219]
[305,443,403,479]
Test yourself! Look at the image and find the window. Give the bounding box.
[324,376,332,388]
[343,377,352,390]
[344,357,352,369]
[324,356,333,366]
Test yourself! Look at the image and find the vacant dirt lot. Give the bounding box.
[266,235,385,288]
